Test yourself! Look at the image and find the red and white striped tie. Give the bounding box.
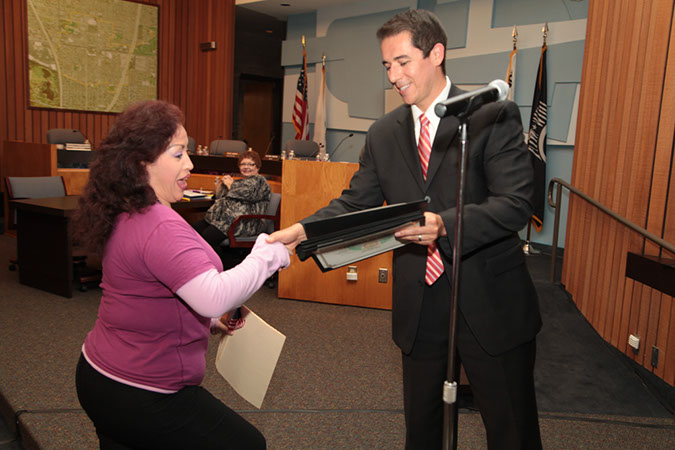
[418,114,444,285]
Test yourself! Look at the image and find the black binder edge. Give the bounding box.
[296,197,429,267]
[308,222,413,272]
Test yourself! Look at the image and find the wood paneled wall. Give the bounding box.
[563,0,675,386]
[0,0,234,153]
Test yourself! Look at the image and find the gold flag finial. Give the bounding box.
[302,35,306,48]
[322,53,326,66]
[542,23,549,45]
[512,25,518,50]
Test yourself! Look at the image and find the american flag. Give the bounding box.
[293,41,309,140]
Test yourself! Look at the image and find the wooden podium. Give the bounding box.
[278,160,392,310]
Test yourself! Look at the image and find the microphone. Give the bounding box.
[263,134,275,156]
[308,139,323,158]
[434,79,509,118]
[330,133,354,160]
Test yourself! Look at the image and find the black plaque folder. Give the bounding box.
[296,198,429,272]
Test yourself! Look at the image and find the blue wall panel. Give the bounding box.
[492,0,588,27]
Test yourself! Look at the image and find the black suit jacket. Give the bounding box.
[302,84,541,356]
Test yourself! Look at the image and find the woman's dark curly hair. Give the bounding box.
[74,100,185,254]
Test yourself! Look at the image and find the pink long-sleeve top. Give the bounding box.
[82,203,288,393]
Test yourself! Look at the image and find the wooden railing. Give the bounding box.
[548,177,675,283]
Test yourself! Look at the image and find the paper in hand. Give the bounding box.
[215,306,286,408]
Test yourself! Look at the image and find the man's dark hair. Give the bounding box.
[376,9,447,75]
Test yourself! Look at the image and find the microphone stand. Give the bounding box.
[442,113,469,450]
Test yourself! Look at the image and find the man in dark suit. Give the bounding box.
[269,9,542,449]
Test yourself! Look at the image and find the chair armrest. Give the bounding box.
[227,214,278,248]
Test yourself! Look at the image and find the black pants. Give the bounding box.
[193,220,227,251]
[76,354,265,449]
[193,220,249,270]
[401,276,542,450]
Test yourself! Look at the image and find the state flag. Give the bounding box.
[527,43,548,231]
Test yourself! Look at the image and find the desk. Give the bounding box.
[12,196,79,298]
[2,141,89,231]
[2,141,281,231]
[12,196,215,298]
[172,197,214,225]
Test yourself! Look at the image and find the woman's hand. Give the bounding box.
[221,175,234,189]
[210,311,245,335]
[266,223,307,252]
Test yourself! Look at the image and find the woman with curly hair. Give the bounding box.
[74,100,288,449]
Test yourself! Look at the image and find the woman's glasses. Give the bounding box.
[239,162,256,167]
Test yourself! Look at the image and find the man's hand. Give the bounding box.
[394,212,446,246]
[266,223,307,251]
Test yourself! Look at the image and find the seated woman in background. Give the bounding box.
[73,100,289,449]
[193,150,271,256]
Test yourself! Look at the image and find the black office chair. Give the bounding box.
[209,140,247,155]
[187,136,197,153]
[219,192,282,287]
[5,176,100,291]
[285,139,320,158]
[5,176,66,232]
[46,129,86,145]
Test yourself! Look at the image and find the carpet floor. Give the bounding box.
[0,234,673,449]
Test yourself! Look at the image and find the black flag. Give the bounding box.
[527,43,547,231]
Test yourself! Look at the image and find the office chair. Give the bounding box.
[285,139,320,158]
[5,176,100,291]
[209,140,247,155]
[219,192,282,287]
[46,129,86,145]
[5,176,66,231]
[187,136,197,153]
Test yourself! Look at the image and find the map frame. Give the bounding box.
[26,0,159,114]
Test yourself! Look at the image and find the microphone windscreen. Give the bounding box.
[489,79,510,101]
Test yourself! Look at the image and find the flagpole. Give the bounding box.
[315,53,327,159]
[505,26,517,102]
[522,221,541,255]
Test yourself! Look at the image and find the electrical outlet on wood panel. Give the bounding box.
[628,334,640,353]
